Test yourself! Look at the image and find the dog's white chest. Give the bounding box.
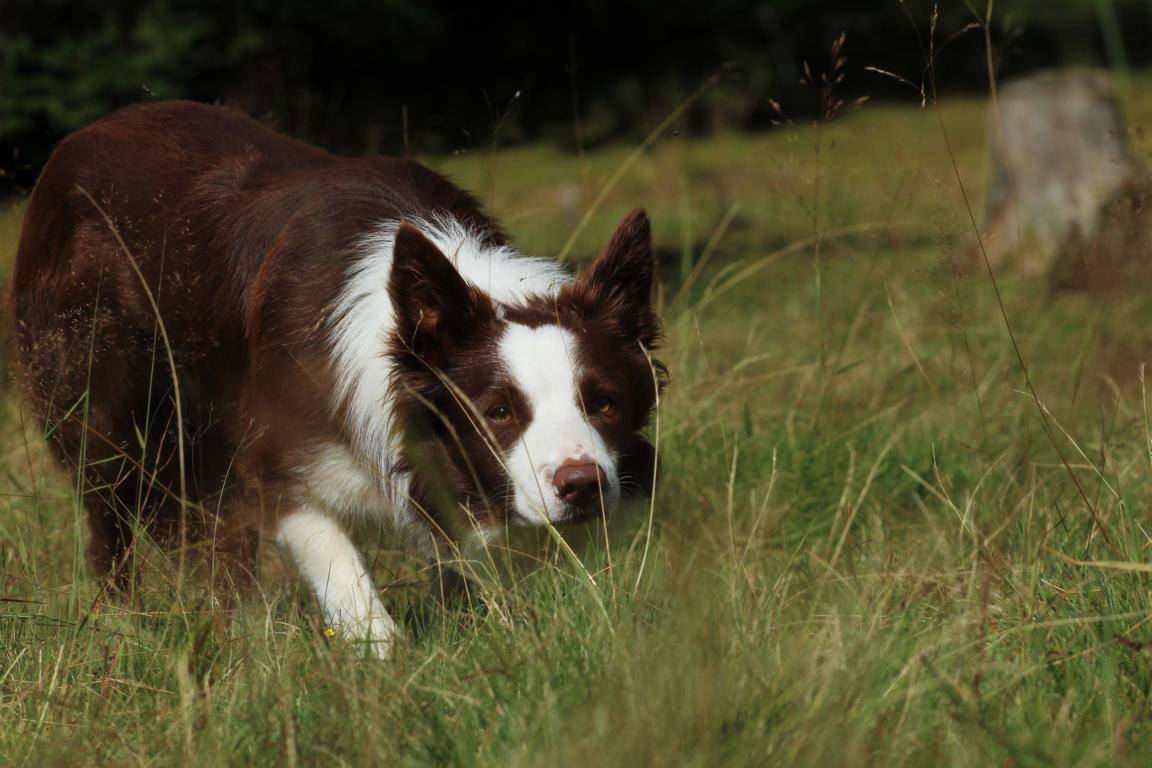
[299,442,412,529]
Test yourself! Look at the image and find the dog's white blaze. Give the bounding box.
[498,323,619,523]
[276,509,397,658]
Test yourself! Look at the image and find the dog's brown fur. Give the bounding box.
[9,101,662,591]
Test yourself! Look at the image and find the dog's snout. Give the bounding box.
[552,460,607,507]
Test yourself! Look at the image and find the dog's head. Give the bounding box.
[390,209,664,530]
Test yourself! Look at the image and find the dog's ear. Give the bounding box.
[569,208,660,346]
[389,222,493,365]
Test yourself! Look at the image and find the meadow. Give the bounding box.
[3,81,1152,766]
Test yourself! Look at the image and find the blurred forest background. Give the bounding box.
[0,0,1147,194]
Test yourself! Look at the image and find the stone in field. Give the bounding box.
[982,68,1140,285]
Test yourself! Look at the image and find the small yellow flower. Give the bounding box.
[323,627,336,638]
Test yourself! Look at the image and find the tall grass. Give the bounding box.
[4,69,1152,765]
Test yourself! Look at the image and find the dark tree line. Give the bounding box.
[0,0,1146,193]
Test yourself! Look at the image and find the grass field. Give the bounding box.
[5,79,1152,766]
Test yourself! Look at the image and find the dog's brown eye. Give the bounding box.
[591,394,617,417]
[487,405,513,424]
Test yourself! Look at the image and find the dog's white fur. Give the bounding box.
[275,508,396,657]
[278,215,608,656]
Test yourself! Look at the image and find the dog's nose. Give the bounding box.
[552,461,607,507]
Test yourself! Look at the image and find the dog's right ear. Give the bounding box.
[389,222,493,365]
[567,208,661,347]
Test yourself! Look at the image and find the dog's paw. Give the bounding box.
[327,613,397,659]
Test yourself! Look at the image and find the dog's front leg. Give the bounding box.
[276,509,396,658]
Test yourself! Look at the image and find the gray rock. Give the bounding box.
[982,68,1134,277]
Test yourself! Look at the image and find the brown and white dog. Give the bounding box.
[9,101,663,655]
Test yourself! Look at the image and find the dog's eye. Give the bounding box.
[487,405,513,424]
[591,394,617,418]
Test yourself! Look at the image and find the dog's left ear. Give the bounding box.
[570,208,660,346]
[389,221,493,366]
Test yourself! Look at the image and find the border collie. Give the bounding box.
[9,101,663,656]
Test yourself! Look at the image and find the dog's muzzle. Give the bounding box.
[552,459,610,520]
